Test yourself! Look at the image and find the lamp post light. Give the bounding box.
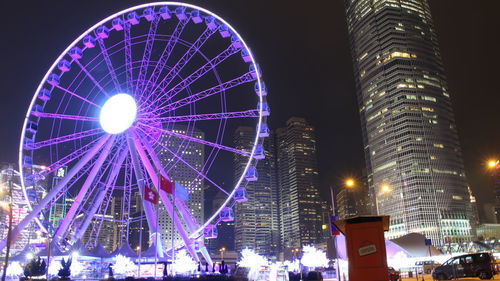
[375,184,391,215]
[219,247,226,261]
[330,178,356,281]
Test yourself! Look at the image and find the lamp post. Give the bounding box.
[375,184,391,215]
[329,178,355,281]
[219,247,226,261]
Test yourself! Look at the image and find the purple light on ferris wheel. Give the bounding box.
[9,2,269,266]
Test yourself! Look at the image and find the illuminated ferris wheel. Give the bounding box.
[0,2,269,264]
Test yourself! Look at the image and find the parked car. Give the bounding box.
[415,260,441,274]
[431,252,496,280]
[388,267,400,281]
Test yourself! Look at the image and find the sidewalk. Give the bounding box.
[402,274,500,281]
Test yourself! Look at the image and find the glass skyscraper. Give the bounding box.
[276,118,324,250]
[345,0,473,245]
[233,126,280,258]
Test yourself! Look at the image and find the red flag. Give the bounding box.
[144,185,158,204]
[160,175,174,194]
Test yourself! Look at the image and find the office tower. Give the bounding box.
[157,126,204,249]
[81,196,119,251]
[335,181,370,220]
[233,127,279,258]
[277,117,324,250]
[129,210,150,252]
[345,0,473,245]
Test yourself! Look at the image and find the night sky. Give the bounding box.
[0,1,498,219]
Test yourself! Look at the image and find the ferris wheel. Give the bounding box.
[0,2,269,264]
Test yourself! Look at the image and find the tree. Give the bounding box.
[24,257,47,278]
[57,258,72,279]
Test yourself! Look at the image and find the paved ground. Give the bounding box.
[402,274,500,280]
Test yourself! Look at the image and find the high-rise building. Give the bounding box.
[276,117,324,250]
[81,196,119,251]
[233,127,279,258]
[345,0,473,245]
[335,180,370,220]
[157,126,204,250]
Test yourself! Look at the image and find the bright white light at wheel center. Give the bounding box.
[99,94,137,134]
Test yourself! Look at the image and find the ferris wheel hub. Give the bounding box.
[99,93,137,134]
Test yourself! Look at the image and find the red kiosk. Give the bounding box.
[333,216,390,281]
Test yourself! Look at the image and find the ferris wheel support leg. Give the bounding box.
[72,145,129,243]
[53,136,115,245]
[137,131,213,266]
[130,131,199,261]
[126,135,160,232]
[138,132,200,233]
[199,245,213,266]
[0,135,110,251]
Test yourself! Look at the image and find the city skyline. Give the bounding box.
[0,1,500,236]
[0,1,497,219]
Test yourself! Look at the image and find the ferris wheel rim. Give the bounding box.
[18,1,265,244]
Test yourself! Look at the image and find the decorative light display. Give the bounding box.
[48,260,62,276]
[300,245,329,269]
[172,249,198,275]
[70,256,84,276]
[238,248,269,268]
[114,254,137,275]
[6,262,23,278]
[237,248,269,281]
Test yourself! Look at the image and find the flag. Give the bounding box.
[160,175,173,194]
[144,185,158,204]
[174,182,189,202]
[330,215,340,236]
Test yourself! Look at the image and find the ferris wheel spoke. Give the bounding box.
[136,127,229,196]
[146,27,217,104]
[52,83,101,108]
[73,144,129,243]
[131,129,208,259]
[73,59,110,98]
[134,16,160,97]
[139,18,190,99]
[0,135,110,252]
[32,137,102,178]
[139,122,250,157]
[135,130,202,232]
[25,128,103,150]
[32,112,98,122]
[139,109,259,123]
[96,37,122,93]
[123,22,134,92]
[150,72,257,116]
[138,122,250,158]
[53,135,115,244]
[142,44,241,110]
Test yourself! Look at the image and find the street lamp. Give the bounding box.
[375,184,391,215]
[487,159,499,169]
[344,178,355,188]
[219,247,226,260]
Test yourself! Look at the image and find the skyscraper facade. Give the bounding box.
[233,126,280,258]
[345,0,473,245]
[157,126,204,249]
[276,118,324,250]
